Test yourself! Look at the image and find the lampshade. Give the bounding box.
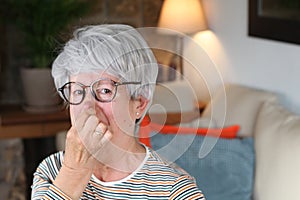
[158,0,207,34]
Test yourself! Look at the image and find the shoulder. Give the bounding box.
[146,148,192,178]
[34,151,64,181]
[144,148,205,199]
[142,148,196,184]
[40,151,64,169]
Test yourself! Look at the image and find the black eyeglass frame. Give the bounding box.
[58,78,141,105]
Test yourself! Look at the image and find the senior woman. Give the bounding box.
[31,24,205,199]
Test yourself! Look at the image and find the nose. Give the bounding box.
[81,88,97,109]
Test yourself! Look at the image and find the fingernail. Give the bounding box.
[100,131,112,146]
[96,123,106,133]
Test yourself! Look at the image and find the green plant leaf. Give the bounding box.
[4,0,92,68]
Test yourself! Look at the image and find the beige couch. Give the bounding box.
[201,83,300,199]
[151,81,300,200]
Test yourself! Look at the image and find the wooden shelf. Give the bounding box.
[0,105,69,125]
[0,105,70,139]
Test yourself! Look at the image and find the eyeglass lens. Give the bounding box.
[61,79,117,104]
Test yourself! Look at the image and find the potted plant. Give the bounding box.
[5,0,91,112]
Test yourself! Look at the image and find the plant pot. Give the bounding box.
[20,68,62,113]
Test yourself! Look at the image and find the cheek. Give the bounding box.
[111,98,136,134]
[113,87,135,120]
[70,105,81,126]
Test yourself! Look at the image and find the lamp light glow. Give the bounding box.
[158,0,207,34]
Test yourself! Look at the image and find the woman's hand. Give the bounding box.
[64,108,112,170]
[53,108,112,199]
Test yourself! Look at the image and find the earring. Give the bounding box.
[136,112,139,116]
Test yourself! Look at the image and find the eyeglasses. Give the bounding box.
[58,78,141,105]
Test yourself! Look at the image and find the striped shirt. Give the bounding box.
[32,147,205,199]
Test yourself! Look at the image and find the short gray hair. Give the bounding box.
[52,24,158,101]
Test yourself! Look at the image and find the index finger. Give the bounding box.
[71,107,96,130]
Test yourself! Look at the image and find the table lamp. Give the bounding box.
[158,0,208,78]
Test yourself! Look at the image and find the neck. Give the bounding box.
[93,141,146,182]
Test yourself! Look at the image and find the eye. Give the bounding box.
[94,84,115,101]
[72,89,84,96]
[97,88,112,94]
[92,80,116,101]
[96,87,112,95]
[94,80,114,95]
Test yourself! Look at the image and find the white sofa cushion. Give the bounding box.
[254,102,300,200]
[202,83,278,137]
[149,80,197,113]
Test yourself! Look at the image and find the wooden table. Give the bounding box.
[0,105,70,139]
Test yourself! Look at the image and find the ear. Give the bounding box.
[133,95,149,119]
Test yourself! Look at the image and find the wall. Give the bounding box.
[2,0,299,113]
[185,0,300,114]
[0,0,163,105]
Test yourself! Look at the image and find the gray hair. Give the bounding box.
[52,24,158,101]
